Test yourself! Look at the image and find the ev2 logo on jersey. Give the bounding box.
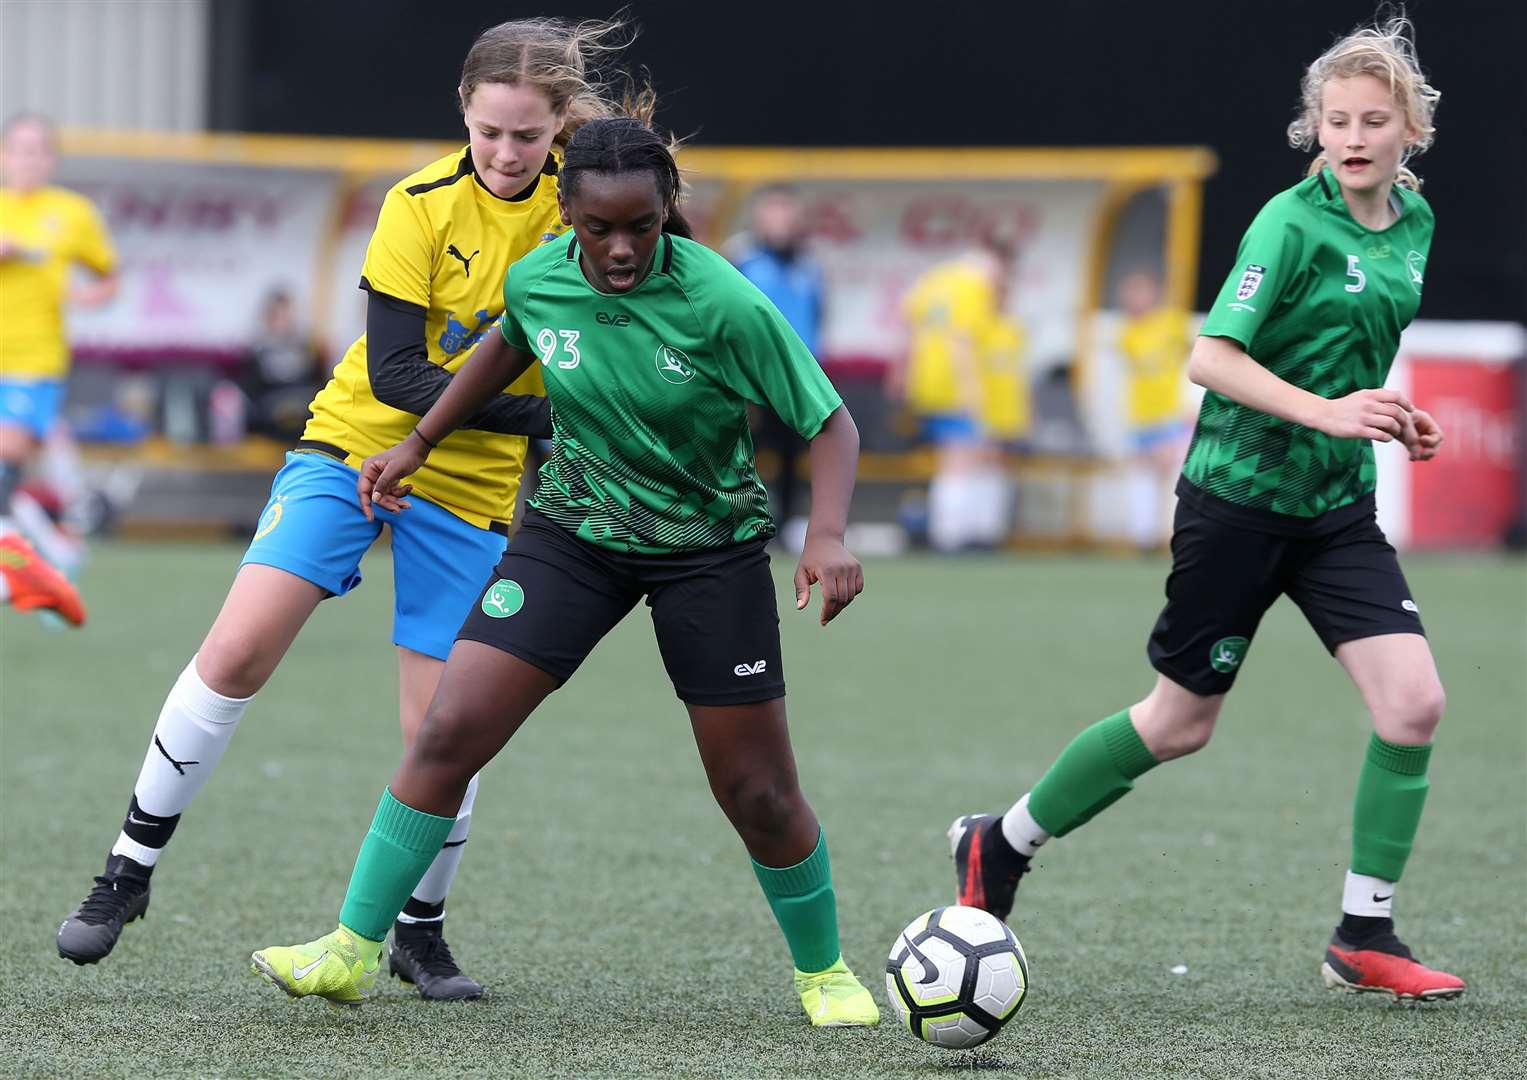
[537,327,582,369]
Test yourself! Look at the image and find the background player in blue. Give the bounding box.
[253,117,881,1028]
[732,185,827,547]
[948,16,1464,1002]
[55,17,639,1001]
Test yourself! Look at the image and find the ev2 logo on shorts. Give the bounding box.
[481,579,525,619]
[1209,636,1249,674]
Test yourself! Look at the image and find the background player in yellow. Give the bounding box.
[54,17,639,1002]
[897,234,1021,551]
[1115,268,1191,550]
[0,113,118,627]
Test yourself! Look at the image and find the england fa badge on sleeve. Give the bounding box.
[1235,264,1266,301]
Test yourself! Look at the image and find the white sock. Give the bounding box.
[402,773,480,913]
[110,656,253,867]
[1000,793,1050,858]
[11,489,84,573]
[1127,462,1160,548]
[928,473,965,552]
[1341,870,1396,918]
[967,466,1012,545]
[0,574,9,602]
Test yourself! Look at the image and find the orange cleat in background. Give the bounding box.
[0,532,86,627]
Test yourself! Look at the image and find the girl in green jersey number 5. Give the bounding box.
[252,117,880,1027]
[950,16,1465,1002]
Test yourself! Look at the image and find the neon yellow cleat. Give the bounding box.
[251,926,381,1007]
[795,957,880,1027]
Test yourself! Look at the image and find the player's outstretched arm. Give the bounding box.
[358,332,536,519]
[795,405,864,626]
[1188,334,1412,442]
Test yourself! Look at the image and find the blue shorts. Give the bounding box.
[0,379,67,439]
[921,413,982,446]
[1130,421,1188,452]
[241,451,508,660]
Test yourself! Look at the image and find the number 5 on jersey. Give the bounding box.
[1344,254,1366,294]
[537,327,582,369]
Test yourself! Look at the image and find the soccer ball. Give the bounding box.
[884,905,1028,1048]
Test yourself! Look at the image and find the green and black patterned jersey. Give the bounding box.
[501,233,842,554]
[1183,167,1432,534]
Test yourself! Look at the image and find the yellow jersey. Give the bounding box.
[1118,307,1190,429]
[979,315,1029,440]
[303,149,565,530]
[0,185,117,380]
[901,261,998,417]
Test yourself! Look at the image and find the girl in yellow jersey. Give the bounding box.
[56,17,635,1000]
[1115,269,1191,550]
[0,114,119,626]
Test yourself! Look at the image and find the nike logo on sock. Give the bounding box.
[127,813,153,826]
[1372,893,1394,903]
[154,736,201,776]
[292,952,329,980]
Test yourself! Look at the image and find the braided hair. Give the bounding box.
[560,117,694,239]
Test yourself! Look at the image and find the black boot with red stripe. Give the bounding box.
[1321,917,1465,1002]
[948,814,1030,923]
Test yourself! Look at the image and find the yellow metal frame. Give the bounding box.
[59,130,1218,544]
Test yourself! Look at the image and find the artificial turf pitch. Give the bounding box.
[2,542,1523,1078]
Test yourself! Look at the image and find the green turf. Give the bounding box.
[2,542,1524,1079]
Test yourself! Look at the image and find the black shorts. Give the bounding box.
[455,509,785,706]
[1147,501,1426,696]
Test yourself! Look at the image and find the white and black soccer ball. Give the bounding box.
[885,905,1028,1049]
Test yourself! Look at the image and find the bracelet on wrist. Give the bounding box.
[412,428,438,449]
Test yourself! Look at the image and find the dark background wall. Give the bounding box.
[210,0,1524,321]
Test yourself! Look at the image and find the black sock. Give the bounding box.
[119,795,180,862]
[1339,913,1393,941]
[396,897,445,934]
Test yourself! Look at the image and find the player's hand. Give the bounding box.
[793,534,864,626]
[1317,388,1412,442]
[357,434,429,521]
[1401,407,1444,461]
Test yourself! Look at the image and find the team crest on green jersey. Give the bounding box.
[1209,636,1249,673]
[1234,264,1265,302]
[655,344,695,384]
[481,579,524,618]
[1406,250,1425,294]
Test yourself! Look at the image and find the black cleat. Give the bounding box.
[389,924,484,1001]
[948,813,1030,923]
[57,854,152,965]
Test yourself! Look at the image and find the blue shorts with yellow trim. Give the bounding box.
[241,451,508,660]
[0,379,67,439]
[921,412,982,445]
[1129,420,1189,452]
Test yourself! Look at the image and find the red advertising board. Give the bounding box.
[1408,357,1522,548]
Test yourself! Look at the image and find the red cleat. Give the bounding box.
[948,813,1030,922]
[0,533,86,627]
[1322,925,1465,1002]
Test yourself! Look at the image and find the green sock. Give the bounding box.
[751,829,840,974]
[337,788,456,943]
[1351,734,1431,882]
[1028,709,1159,837]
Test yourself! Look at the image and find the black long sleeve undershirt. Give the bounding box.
[363,282,551,438]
